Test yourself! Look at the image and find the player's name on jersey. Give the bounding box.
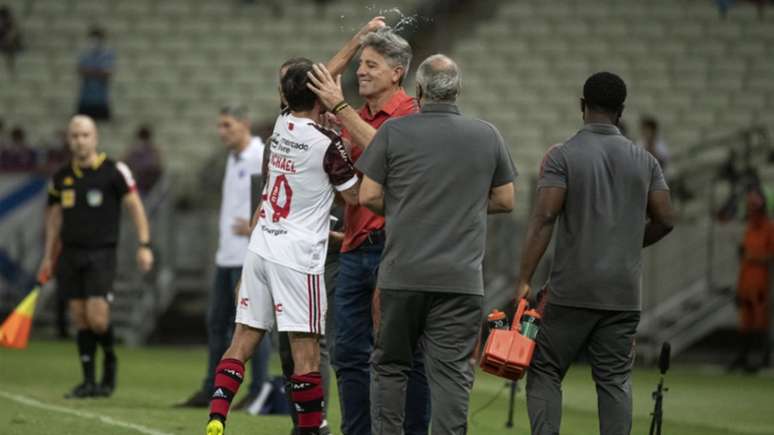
[271,155,297,173]
[261,225,288,236]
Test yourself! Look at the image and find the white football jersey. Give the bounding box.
[248,113,357,274]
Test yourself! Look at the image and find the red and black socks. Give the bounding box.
[290,372,323,434]
[76,329,97,384]
[208,358,245,423]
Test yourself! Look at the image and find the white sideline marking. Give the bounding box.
[0,390,173,435]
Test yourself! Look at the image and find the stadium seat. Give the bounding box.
[29,0,70,16]
[0,0,771,190]
[156,0,194,17]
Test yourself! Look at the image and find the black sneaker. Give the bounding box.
[94,383,114,398]
[65,382,97,399]
[176,389,210,408]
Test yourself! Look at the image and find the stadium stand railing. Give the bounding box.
[637,125,773,362]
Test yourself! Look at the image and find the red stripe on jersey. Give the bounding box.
[307,274,313,333]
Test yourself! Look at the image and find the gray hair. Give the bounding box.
[415,54,461,103]
[361,29,412,84]
[220,104,250,122]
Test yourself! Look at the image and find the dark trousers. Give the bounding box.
[526,303,640,435]
[203,266,271,395]
[334,243,431,435]
[55,284,69,338]
[372,290,482,435]
[279,258,338,428]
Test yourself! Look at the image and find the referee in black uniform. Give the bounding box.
[38,115,154,398]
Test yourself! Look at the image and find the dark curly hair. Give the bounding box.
[280,57,313,73]
[281,63,317,112]
[583,72,627,115]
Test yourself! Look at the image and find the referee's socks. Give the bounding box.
[76,329,97,384]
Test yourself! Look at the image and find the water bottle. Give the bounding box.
[521,313,540,340]
[487,309,510,331]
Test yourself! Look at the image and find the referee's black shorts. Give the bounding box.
[56,246,117,301]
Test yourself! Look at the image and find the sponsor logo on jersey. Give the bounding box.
[274,303,283,313]
[331,137,354,169]
[62,189,75,208]
[63,176,74,186]
[261,226,288,236]
[277,137,310,152]
[240,297,249,307]
[86,189,103,207]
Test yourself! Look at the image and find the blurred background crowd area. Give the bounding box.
[1,0,773,365]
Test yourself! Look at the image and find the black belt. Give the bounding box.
[364,229,386,246]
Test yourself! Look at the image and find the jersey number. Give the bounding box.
[269,174,293,222]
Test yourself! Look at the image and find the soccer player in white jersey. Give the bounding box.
[206,62,359,435]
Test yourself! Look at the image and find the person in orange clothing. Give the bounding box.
[730,190,773,372]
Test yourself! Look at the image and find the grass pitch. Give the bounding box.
[1,340,773,434]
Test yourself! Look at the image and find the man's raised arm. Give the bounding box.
[326,16,386,77]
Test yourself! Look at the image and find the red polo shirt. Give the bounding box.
[341,88,417,253]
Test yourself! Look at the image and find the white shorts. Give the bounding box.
[236,250,326,334]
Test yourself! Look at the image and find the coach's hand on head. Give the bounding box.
[358,16,387,37]
[306,63,344,111]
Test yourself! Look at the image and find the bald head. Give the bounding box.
[415,54,460,103]
[68,115,99,162]
[69,115,96,132]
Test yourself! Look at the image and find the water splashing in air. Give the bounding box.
[341,5,432,34]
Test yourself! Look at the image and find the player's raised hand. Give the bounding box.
[320,112,342,131]
[307,63,344,111]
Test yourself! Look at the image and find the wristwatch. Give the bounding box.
[139,241,152,249]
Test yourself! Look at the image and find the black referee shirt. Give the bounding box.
[47,153,136,248]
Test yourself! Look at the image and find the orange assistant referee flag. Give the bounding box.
[0,284,41,349]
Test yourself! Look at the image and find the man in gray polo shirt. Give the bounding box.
[357,54,517,435]
[517,72,675,435]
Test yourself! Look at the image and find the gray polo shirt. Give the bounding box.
[356,102,517,295]
[539,123,669,311]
